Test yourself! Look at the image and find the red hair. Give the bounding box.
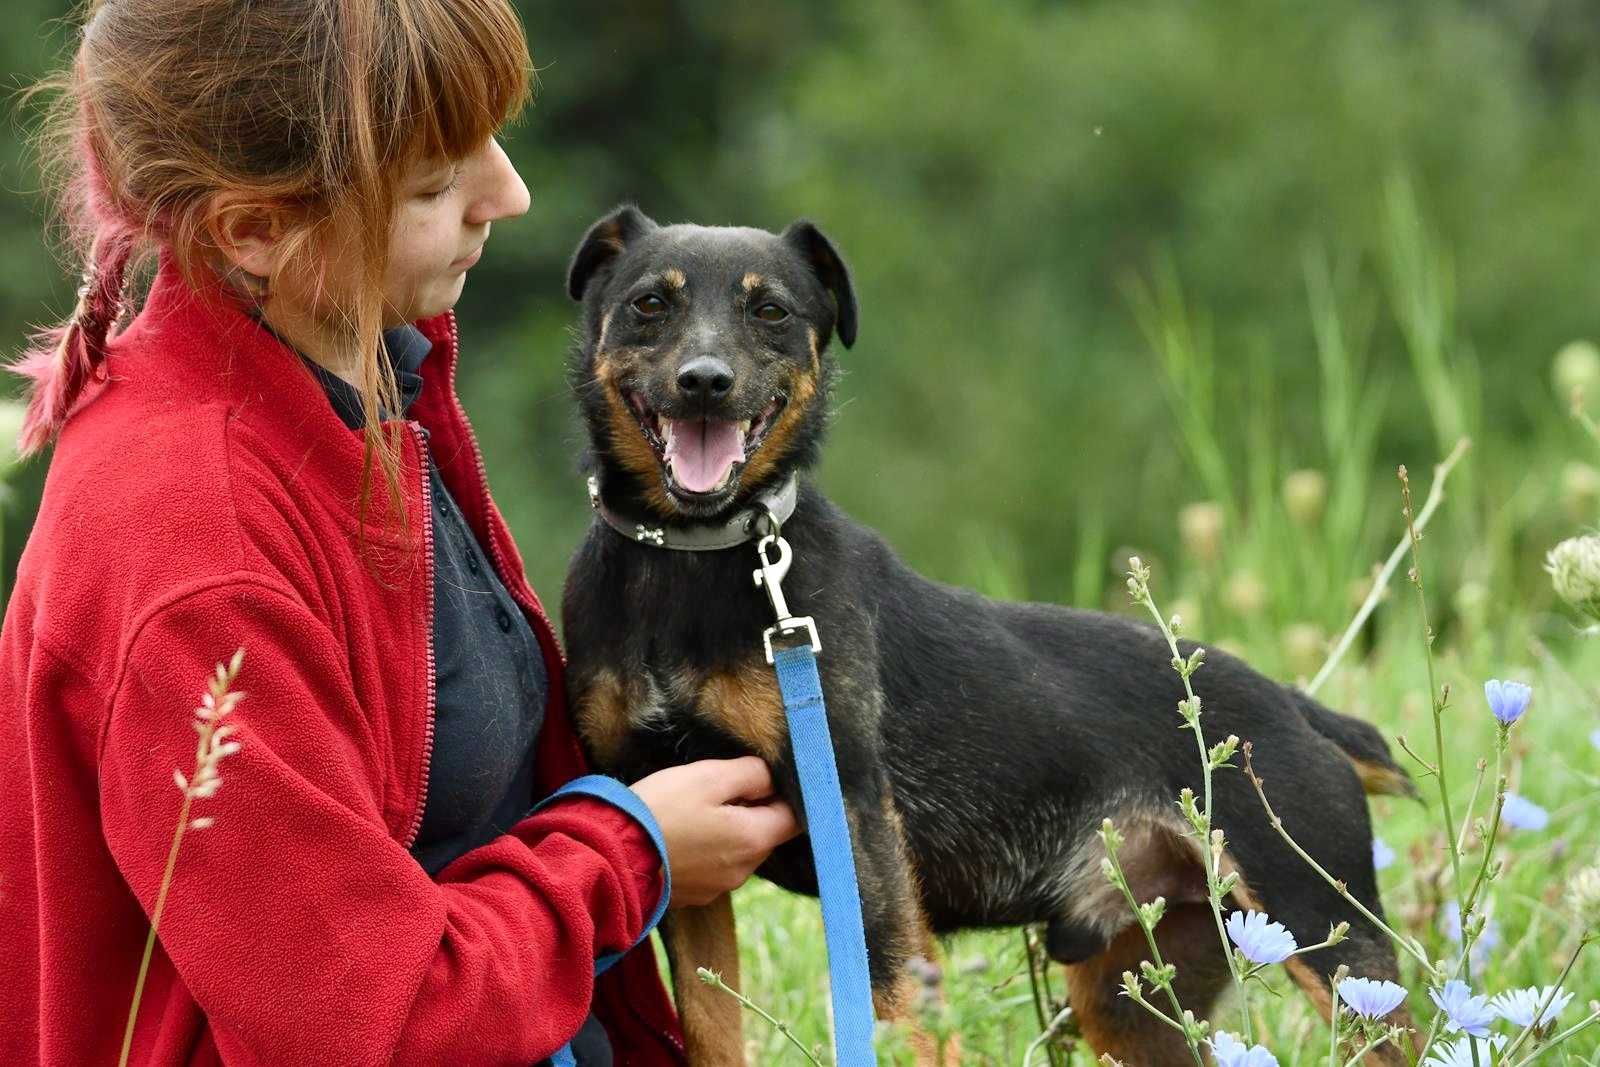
[12,0,531,539]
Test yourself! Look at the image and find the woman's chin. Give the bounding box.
[400,277,466,324]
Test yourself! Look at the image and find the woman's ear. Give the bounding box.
[202,191,296,284]
[567,204,658,301]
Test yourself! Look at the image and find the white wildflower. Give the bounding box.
[1546,535,1600,622]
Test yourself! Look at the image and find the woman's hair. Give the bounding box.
[11,0,531,548]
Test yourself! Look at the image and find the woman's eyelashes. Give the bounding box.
[419,166,463,200]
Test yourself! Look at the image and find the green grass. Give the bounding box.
[695,600,1600,1064]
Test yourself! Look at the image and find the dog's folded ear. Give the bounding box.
[781,220,858,349]
[567,204,659,301]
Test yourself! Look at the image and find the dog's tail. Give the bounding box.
[1292,689,1420,800]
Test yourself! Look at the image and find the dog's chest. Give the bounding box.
[570,656,789,779]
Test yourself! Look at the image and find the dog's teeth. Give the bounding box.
[737,419,751,437]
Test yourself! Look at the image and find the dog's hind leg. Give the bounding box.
[1064,902,1235,1066]
[661,893,746,1067]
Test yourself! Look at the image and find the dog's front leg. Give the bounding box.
[661,892,745,1066]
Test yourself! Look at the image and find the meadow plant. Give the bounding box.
[1077,451,1600,1066]
[1545,535,1600,627]
[696,967,823,1066]
[117,648,245,1067]
[1123,556,1255,1037]
[0,397,25,605]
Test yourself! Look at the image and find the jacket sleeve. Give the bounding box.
[98,577,668,1066]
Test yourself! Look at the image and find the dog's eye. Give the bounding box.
[631,294,667,316]
[753,303,789,323]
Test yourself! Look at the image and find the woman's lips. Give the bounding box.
[451,245,484,270]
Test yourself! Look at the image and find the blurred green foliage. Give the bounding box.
[6,0,1600,649]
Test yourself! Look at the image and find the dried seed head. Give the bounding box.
[1223,570,1267,619]
[1561,462,1600,524]
[1282,622,1326,679]
[1178,502,1224,565]
[1554,341,1600,407]
[0,399,25,476]
[1567,864,1600,932]
[1283,469,1327,527]
[1546,535,1600,623]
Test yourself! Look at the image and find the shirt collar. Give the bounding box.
[260,316,433,431]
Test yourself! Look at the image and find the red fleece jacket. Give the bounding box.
[0,256,686,1065]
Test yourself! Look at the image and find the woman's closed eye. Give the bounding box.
[419,166,463,200]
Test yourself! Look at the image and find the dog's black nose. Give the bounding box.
[677,356,735,402]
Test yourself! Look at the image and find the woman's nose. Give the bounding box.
[466,137,530,224]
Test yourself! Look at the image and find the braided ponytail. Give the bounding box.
[12,206,132,457]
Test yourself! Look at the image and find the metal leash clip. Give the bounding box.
[752,532,821,664]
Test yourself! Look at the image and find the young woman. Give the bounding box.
[0,1,797,1063]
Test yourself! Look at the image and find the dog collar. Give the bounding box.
[586,472,799,551]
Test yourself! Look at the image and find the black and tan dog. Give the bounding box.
[560,206,1414,1065]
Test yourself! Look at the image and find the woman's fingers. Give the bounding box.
[699,755,780,804]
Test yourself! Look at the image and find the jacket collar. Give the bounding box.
[107,252,458,537]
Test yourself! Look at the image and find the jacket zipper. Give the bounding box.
[400,421,439,851]
[438,312,686,1060]
[440,312,563,657]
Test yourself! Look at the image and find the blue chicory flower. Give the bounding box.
[1484,679,1532,725]
[1372,836,1396,871]
[1209,1031,1280,1067]
[1500,792,1549,832]
[1225,910,1298,965]
[1428,980,1498,1038]
[1423,1035,1507,1067]
[1492,985,1573,1029]
[1336,976,1408,1019]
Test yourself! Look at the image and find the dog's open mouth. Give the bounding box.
[624,390,785,496]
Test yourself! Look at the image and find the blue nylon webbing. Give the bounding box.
[773,643,877,1064]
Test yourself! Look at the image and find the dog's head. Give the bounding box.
[566,205,856,520]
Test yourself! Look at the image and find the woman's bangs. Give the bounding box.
[390,0,531,166]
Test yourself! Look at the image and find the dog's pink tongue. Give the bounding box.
[663,418,743,493]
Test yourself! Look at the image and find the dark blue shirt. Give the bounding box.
[300,326,611,1067]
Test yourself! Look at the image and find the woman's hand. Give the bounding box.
[630,756,800,908]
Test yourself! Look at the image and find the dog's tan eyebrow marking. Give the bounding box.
[660,267,687,290]
[741,272,763,292]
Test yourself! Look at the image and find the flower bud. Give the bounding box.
[1546,535,1600,623]
[1224,570,1267,619]
[1563,462,1600,525]
[1554,340,1600,407]
[1179,502,1224,565]
[1453,581,1488,630]
[1283,469,1328,528]
[1568,864,1600,932]
[1170,598,1201,637]
[0,399,24,476]
[1282,622,1326,679]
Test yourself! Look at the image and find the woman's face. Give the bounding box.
[380,135,531,325]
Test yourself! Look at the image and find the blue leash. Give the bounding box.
[756,531,877,1065]
[557,525,877,1066]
